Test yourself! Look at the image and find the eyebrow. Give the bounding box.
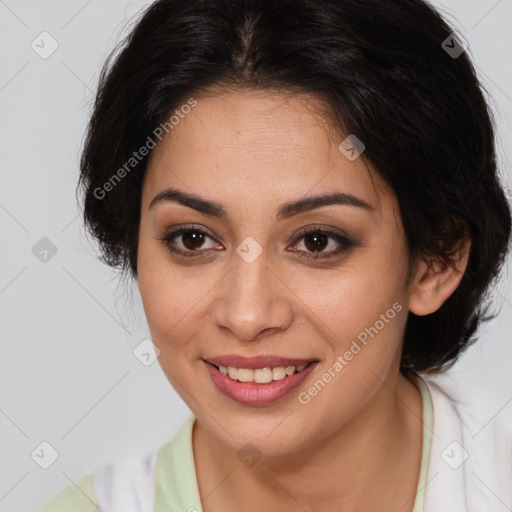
[148,187,376,221]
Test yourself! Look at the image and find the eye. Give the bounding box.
[289,227,354,260]
[157,225,221,258]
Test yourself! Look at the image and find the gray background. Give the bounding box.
[0,0,511,510]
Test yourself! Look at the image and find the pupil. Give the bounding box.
[305,233,327,252]
[183,231,205,250]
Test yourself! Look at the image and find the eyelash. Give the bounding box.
[156,224,354,261]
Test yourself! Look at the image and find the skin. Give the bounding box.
[137,87,471,511]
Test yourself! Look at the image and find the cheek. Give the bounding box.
[139,270,203,343]
[292,260,405,343]
[137,237,202,350]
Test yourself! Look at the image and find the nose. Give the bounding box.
[211,251,294,342]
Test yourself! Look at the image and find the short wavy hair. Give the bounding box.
[78,0,512,374]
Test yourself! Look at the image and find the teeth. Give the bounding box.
[217,363,311,383]
[272,367,286,380]
[254,368,273,383]
[285,365,295,375]
[237,368,254,382]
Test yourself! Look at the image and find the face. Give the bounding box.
[137,88,413,455]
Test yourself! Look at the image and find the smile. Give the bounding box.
[203,358,318,406]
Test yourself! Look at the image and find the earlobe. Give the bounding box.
[408,238,471,316]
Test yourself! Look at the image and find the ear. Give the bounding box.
[408,237,472,316]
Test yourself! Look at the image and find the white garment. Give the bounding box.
[422,377,512,511]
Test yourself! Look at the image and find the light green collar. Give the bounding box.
[411,373,434,512]
[154,413,202,511]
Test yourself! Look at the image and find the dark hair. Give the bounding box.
[77,0,511,374]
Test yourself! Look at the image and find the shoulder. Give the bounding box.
[35,451,159,512]
[36,473,99,512]
[36,414,198,512]
[420,374,512,512]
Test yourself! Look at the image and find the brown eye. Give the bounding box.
[157,225,221,257]
[291,228,355,260]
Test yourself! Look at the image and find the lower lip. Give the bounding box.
[204,361,318,406]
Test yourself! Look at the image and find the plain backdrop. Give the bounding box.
[1,0,511,510]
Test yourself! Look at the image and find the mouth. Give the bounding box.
[202,356,319,406]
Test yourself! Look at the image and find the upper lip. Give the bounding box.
[204,355,317,369]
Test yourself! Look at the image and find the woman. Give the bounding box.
[37,0,512,510]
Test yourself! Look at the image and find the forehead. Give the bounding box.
[142,88,390,214]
